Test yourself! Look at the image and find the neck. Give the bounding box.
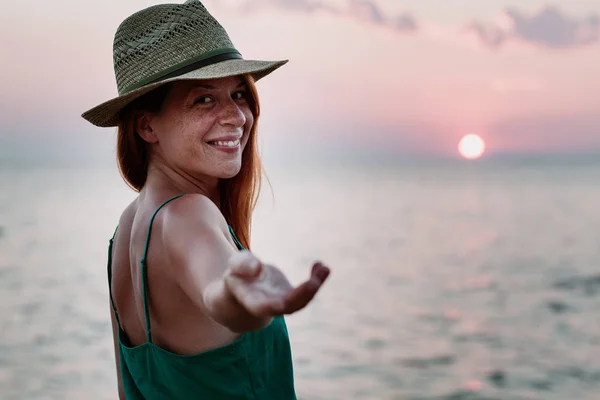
[143,161,221,206]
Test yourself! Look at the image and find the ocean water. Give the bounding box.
[1,159,599,399]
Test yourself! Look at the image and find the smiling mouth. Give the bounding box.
[207,139,240,148]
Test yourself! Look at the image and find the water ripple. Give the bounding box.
[2,165,600,399]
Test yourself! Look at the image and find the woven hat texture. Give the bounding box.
[82,0,287,127]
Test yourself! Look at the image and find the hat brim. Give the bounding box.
[81,58,288,128]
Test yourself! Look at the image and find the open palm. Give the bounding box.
[224,251,330,317]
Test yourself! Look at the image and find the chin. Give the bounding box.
[215,162,242,179]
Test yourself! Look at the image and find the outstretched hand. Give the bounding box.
[224,250,330,317]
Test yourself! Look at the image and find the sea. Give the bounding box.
[1,157,599,399]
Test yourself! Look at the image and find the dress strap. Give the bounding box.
[141,194,185,343]
[107,226,121,329]
[228,225,246,251]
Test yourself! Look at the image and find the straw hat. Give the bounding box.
[82,0,288,127]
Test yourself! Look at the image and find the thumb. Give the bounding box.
[227,250,262,278]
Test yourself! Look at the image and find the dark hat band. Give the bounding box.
[119,48,242,95]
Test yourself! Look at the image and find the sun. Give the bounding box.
[458,134,486,160]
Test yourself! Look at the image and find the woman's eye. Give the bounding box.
[232,91,247,101]
[194,96,212,104]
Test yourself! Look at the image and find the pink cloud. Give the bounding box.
[466,5,600,50]
[240,0,418,33]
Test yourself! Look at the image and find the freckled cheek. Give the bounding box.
[178,123,204,162]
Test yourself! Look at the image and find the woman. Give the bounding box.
[81,1,330,399]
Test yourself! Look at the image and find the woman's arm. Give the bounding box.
[162,194,330,333]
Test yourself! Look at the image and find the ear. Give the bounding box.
[135,111,159,144]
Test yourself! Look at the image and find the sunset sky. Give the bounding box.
[1,0,599,165]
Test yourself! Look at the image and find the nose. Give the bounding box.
[218,99,246,129]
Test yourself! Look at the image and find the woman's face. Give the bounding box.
[141,76,254,180]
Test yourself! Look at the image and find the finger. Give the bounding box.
[227,250,262,278]
[311,262,330,283]
[281,280,320,314]
[282,269,330,314]
[311,262,321,275]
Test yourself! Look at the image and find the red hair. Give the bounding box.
[116,75,263,250]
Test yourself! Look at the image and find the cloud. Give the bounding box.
[466,21,508,49]
[242,0,418,33]
[466,6,600,50]
[243,0,338,14]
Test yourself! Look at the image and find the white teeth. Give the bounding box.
[211,139,239,147]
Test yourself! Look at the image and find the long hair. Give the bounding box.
[116,75,263,250]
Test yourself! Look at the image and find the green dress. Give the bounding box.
[107,195,297,399]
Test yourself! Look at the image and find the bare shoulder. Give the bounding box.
[114,198,139,238]
[157,194,234,264]
[153,194,237,300]
[161,194,227,230]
